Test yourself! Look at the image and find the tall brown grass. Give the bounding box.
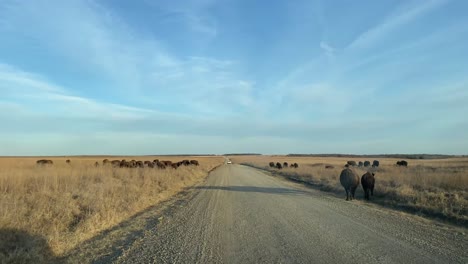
[0,156,223,262]
[230,156,468,225]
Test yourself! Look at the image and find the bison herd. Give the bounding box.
[345,159,408,168]
[36,158,200,169]
[101,159,199,169]
[346,160,379,168]
[269,161,299,169]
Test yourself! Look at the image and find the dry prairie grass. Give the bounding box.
[0,156,223,263]
[230,156,468,225]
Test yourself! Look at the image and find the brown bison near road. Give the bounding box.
[396,160,408,167]
[361,172,375,200]
[66,159,71,164]
[190,160,199,166]
[269,162,275,168]
[340,168,360,201]
[364,161,371,167]
[36,159,53,165]
[276,162,282,169]
[293,163,299,168]
[283,162,288,168]
[347,161,357,167]
[358,161,363,167]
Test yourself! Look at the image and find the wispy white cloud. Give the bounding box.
[146,0,219,37]
[0,0,252,115]
[319,41,335,58]
[347,0,449,50]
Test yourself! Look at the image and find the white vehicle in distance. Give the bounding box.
[227,160,232,164]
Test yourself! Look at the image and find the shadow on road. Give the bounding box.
[192,185,308,195]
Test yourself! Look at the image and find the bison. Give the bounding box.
[276,162,282,169]
[182,160,190,166]
[364,161,371,167]
[103,159,110,165]
[325,165,334,169]
[340,168,360,201]
[269,162,275,168]
[347,161,357,167]
[36,159,53,165]
[111,160,121,167]
[190,160,199,166]
[283,162,289,168]
[358,161,363,167]
[361,172,375,200]
[66,159,71,164]
[292,163,299,168]
[396,160,408,167]
[162,161,173,166]
[156,161,166,169]
[171,163,179,169]
[372,160,379,167]
[135,161,144,168]
[94,161,100,167]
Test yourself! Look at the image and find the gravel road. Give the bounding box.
[116,164,467,263]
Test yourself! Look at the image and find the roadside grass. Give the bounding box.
[0,156,223,263]
[230,156,468,226]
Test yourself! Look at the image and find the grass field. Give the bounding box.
[229,156,468,225]
[0,156,223,263]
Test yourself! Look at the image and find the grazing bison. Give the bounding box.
[358,161,363,167]
[103,159,110,165]
[136,161,144,168]
[269,162,275,168]
[66,159,71,164]
[182,160,190,166]
[340,168,360,201]
[162,161,173,166]
[190,160,199,166]
[292,163,299,168]
[156,161,166,169]
[111,160,121,167]
[171,163,179,169]
[372,160,379,167]
[364,161,371,167]
[347,161,357,167]
[36,159,53,165]
[94,161,99,167]
[361,172,375,200]
[396,160,408,167]
[276,162,282,169]
[325,165,334,169]
[283,162,288,168]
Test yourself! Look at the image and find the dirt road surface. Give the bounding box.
[116,165,467,263]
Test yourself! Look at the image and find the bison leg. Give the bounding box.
[370,186,374,196]
[345,188,350,201]
[350,186,357,200]
[364,188,369,200]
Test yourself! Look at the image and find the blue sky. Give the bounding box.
[0,0,467,155]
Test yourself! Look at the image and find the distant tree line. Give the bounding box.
[286,154,457,160]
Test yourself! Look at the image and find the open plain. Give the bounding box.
[1,155,467,263]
